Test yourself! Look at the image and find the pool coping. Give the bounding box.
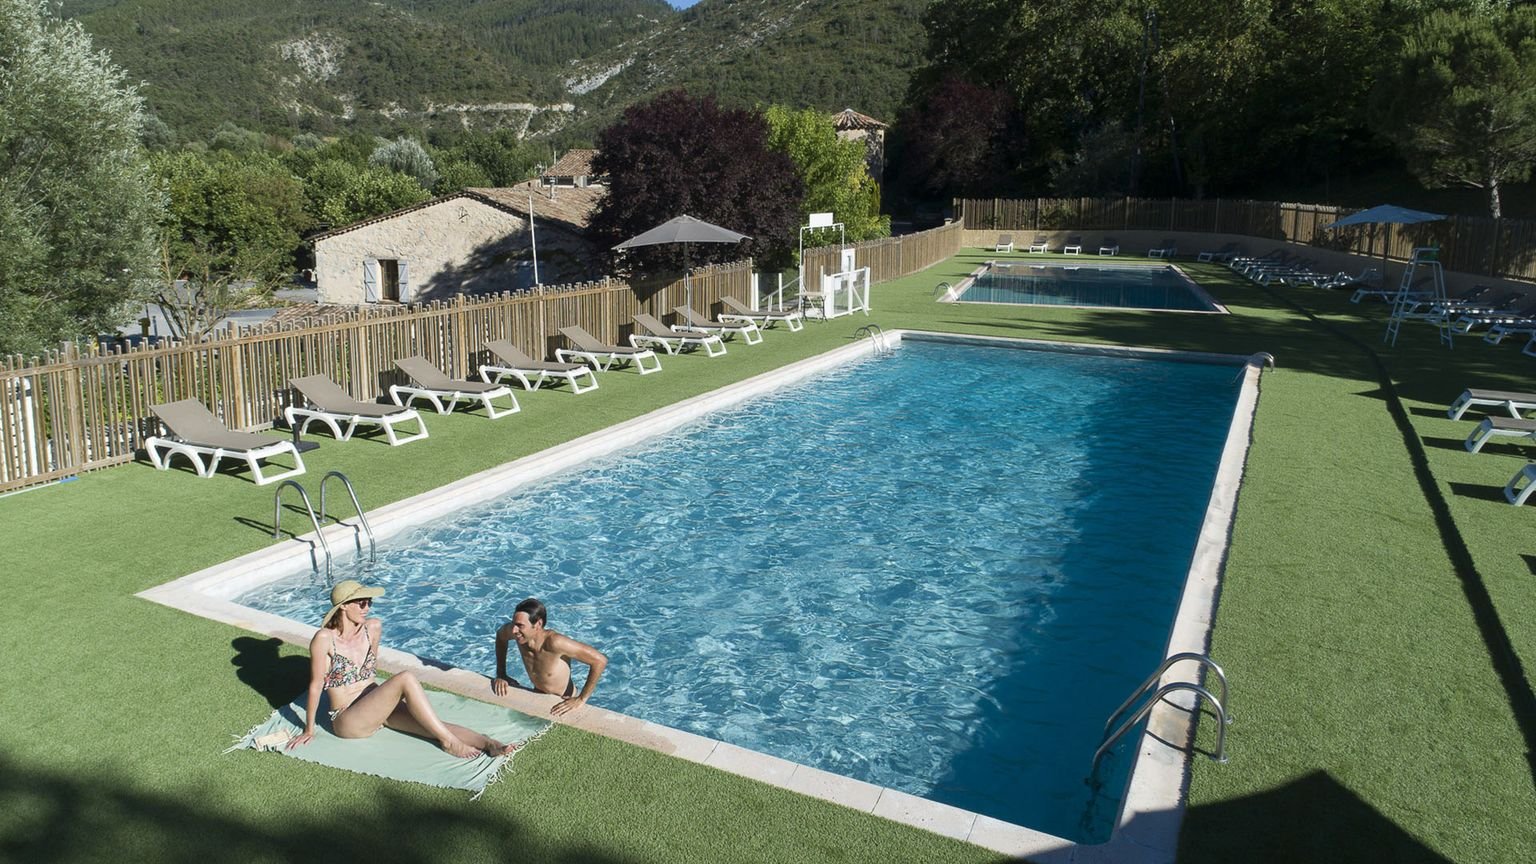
[138,331,1266,862]
[941,261,1230,315]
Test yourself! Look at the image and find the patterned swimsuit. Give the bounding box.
[324,626,377,692]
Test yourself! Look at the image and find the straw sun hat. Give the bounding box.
[322,579,384,625]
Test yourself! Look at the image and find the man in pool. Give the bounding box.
[492,597,608,717]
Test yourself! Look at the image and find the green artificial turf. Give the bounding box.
[1,249,1533,863]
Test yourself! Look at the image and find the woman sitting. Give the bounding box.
[290,579,514,758]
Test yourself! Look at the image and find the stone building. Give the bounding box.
[312,180,605,305]
[831,108,888,183]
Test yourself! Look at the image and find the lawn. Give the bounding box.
[1,249,1532,863]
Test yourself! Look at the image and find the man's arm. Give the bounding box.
[550,634,607,716]
[492,624,514,696]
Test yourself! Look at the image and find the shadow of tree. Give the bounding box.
[0,750,637,864]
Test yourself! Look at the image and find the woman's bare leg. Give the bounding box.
[386,715,518,757]
[333,672,477,758]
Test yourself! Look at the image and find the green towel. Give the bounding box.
[229,691,550,798]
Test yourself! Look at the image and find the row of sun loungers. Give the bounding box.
[1446,388,1536,505]
[144,301,803,485]
[993,234,1120,256]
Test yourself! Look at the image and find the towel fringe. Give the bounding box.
[471,721,554,801]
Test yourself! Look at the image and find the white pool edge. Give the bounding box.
[138,331,1265,862]
[942,261,1229,315]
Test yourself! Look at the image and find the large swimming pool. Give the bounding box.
[237,339,1242,842]
[956,262,1221,311]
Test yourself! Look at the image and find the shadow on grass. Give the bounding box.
[1448,481,1511,504]
[1177,771,1453,864]
[0,751,636,864]
[231,637,309,709]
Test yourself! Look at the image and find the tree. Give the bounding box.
[1375,5,1536,218]
[764,105,890,242]
[300,159,432,228]
[370,136,438,191]
[589,91,804,272]
[0,0,160,355]
[151,150,311,339]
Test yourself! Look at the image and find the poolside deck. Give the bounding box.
[1,250,1532,863]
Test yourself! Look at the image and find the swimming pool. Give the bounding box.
[233,337,1245,843]
[953,262,1222,312]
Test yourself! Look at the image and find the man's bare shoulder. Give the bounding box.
[495,621,516,639]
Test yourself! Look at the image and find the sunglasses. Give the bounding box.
[346,598,372,609]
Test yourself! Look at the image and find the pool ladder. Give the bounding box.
[853,324,892,357]
[273,471,375,583]
[1092,652,1232,771]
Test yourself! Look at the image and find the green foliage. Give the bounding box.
[765,105,888,242]
[1374,4,1536,218]
[312,162,432,227]
[370,136,438,190]
[0,0,160,355]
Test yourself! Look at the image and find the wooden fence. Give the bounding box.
[0,221,961,493]
[954,197,1536,283]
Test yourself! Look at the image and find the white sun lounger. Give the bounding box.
[285,375,429,446]
[1464,416,1536,453]
[389,355,520,418]
[1062,235,1083,255]
[1448,388,1536,420]
[994,234,1014,253]
[1147,240,1177,258]
[630,313,727,357]
[1504,463,1536,505]
[1027,234,1050,254]
[719,296,804,332]
[479,339,598,394]
[144,399,305,485]
[556,325,662,374]
[675,305,763,345]
[1098,238,1120,256]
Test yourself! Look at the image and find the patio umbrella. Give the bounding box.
[1322,204,1447,271]
[614,215,750,311]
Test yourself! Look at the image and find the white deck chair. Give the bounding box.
[1027,234,1050,253]
[480,339,598,394]
[556,325,662,374]
[719,296,804,332]
[285,375,429,446]
[1464,416,1536,453]
[994,234,1015,253]
[389,355,520,418]
[1504,463,1536,505]
[1448,388,1536,421]
[144,399,305,485]
[1062,235,1084,255]
[1147,240,1177,258]
[1098,238,1120,256]
[630,313,727,357]
[675,305,764,345]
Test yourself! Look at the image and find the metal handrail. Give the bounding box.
[853,324,891,357]
[273,479,332,581]
[1103,652,1231,735]
[319,470,375,560]
[933,280,953,298]
[1093,682,1229,767]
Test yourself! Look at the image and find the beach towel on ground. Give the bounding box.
[229,691,550,798]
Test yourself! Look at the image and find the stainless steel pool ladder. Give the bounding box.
[854,324,892,357]
[319,470,375,560]
[1093,652,1232,769]
[273,479,334,582]
[932,280,953,298]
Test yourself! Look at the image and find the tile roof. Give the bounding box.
[544,148,598,178]
[831,108,888,131]
[310,183,606,242]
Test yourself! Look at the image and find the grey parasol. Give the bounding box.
[614,215,751,311]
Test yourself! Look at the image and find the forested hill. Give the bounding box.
[563,0,930,131]
[60,0,927,142]
[60,0,674,138]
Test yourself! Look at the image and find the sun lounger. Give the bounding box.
[994,234,1014,253]
[389,356,520,418]
[1027,234,1050,254]
[144,399,306,485]
[1504,463,1536,505]
[1464,416,1536,453]
[1147,240,1177,259]
[1062,235,1083,255]
[285,375,429,446]
[556,325,662,374]
[719,296,805,332]
[675,305,764,345]
[1448,388,1536,420]
[1448,299,1536,335]
[630,313,727,357]
[479,339,599,394]
[1197,243,1242,263]
[1098,238,1120,256]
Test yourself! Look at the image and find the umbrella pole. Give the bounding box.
[684,243,692,313]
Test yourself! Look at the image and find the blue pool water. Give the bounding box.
[238,339,1242,842]
[959,263,1217,311]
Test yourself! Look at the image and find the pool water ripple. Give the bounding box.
[241,340,1240,842]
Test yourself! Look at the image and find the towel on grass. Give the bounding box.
[229,691,550,798]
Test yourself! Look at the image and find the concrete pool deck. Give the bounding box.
[139,331,1266,863]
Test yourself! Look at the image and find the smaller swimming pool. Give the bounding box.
[953,263,1223,312]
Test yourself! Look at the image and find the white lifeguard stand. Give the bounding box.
[1384,246,1446,346]
[798,213,871,319]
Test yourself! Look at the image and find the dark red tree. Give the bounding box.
[589,91,805,273]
